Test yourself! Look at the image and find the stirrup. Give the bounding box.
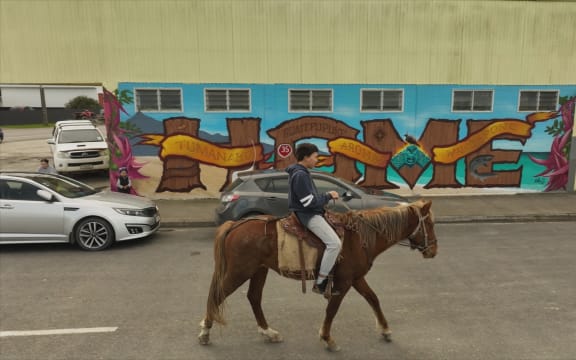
[312,278,340,298]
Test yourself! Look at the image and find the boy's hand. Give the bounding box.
[328,191,339,200]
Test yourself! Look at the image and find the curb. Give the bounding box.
[435,214,576,224]
[159,214,576,228]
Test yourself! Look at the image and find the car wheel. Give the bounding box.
[75,217,115,251]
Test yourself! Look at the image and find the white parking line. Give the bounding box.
[0,327,118,337]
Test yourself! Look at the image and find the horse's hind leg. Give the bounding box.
[199,274,252,345]
[247,267,283,343]
[353,276,392,342]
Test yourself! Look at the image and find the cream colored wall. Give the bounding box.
[1,0,575,87]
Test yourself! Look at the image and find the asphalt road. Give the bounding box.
[1,222,575,360]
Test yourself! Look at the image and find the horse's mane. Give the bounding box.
[336,203,414,248]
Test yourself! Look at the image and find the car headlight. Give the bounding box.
[56,152,70,158]
[101,149,109,156]
[114,208,147,216]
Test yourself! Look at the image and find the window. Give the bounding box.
[312,178,348,195]
[452,90,493,111]
[135,88,182,112]
[361,89,403,111]
[205,89,250,112]
[289,90,332,112]
[0,180,42,201]
[519,91,558,111]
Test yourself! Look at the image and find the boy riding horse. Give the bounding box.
[286,143,341,296]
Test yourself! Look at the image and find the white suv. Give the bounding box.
[48,120,109,174]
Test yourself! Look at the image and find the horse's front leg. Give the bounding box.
[318,285,351,352]
[353,276,392,342]
[248,267,283,343]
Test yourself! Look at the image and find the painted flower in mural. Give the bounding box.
[102,88,148,195]
[530,96,575,191]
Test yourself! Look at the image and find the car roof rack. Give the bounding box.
[54,120,94,127]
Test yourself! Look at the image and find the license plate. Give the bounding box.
[80,164,94,170]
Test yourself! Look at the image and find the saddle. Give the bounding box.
[277,211,345,293]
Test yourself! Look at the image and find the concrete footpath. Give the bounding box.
[155,192,576,228]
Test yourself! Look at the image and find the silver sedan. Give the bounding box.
[0,172,160,251]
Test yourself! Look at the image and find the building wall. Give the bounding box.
[1,0,575,87]
[114,82,575,196]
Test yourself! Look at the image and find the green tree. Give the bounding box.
[65,96,101,111]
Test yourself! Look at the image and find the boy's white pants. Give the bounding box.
[306,215,342,280]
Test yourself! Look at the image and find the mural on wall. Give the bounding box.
[112,83,575,197]
[103,88,148,195]
[530,96,574,191]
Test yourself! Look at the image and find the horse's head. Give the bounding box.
[407,200,437,259]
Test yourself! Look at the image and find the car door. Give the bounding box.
[262,177,290,216]
[0,179,66,243]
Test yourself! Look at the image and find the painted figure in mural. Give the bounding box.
[37,158,57,174]
[116,167,132,194]
[286,143,341,296]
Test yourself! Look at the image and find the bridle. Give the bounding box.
[397,207,433,253]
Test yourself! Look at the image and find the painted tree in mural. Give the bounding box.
[103,88,148,194]
[530,96,575,191]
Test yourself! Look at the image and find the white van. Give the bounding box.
[47,120,109,174]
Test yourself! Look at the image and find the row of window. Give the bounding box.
[134,88,559,113]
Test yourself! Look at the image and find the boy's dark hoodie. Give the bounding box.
[286,164,333,226]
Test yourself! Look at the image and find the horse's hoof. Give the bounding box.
[324,339,341,352]
[267,334,284,343]
[382,330,392,342]
[198,334,211,345]
[258,327,284,343]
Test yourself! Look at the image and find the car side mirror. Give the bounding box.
[341,191,354,201]
[37,189,54,202]
[47,139,55,144]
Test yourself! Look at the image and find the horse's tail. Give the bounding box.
[207,220,235,325]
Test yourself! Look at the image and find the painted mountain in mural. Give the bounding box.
[125,112,273,156]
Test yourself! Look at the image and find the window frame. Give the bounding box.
[451,89,494,112]
[360,88,404,112]
[288,89,333,113]
[517,90,559,112]
[134,88,183,112]
[204,88,252,112]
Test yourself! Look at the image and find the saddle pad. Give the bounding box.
[276,221,318,280]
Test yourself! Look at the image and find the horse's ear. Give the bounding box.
[421,199,432,214]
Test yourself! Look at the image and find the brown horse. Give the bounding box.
[198,199,437,351]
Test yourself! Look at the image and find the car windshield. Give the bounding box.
[32,175,99,198]
[58,129,103,144]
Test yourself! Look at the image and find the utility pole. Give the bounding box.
[40,85,48,125]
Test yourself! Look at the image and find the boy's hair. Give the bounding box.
[40,158,49,164]
[295,143,319,161]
